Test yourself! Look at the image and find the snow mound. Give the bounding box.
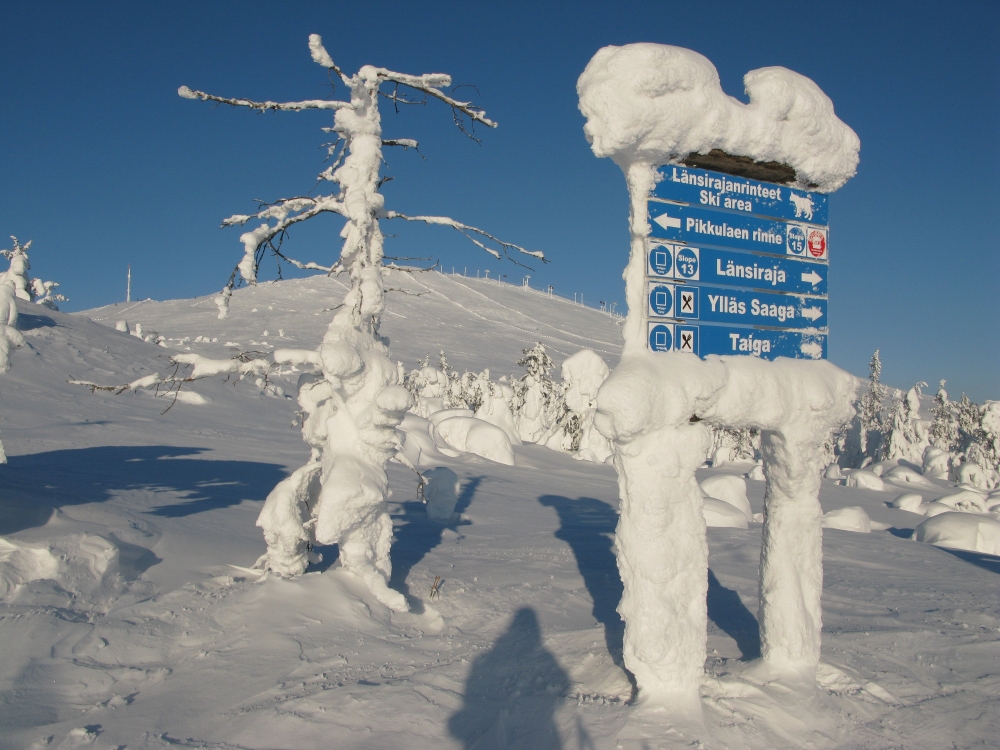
[891,492,925,512]
[434,416,515,466]
[935,490,989,514]
[922,446,951,479]
[423,466,460,521]
[914,512,1000,556]
[824,463,844,480]
[822,506,872,533]
[577,43,859,191]
[700,474,752,522]
[883,464,934,486]
[0,534,118,600]
[703,497,749,529]
[396,413,460,467]
[845,470,885,491]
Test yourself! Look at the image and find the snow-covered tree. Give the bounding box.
[0,283,25,463]
[0,237,68,311]
[928,380,959,451]
[856,349,887,463]
[880,381,928,463]
[76,35,540,612]
[511,343,563,443]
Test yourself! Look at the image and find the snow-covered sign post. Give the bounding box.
[578,44,861,717]
[76,35,540,613]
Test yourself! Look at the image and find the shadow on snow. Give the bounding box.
[448,607,573,749]
[539,495,762,664]
[0,445,287,535]
[388,476,484,611]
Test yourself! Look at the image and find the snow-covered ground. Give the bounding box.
[0,270,997,749]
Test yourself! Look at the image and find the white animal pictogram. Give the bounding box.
[790,193,815,221]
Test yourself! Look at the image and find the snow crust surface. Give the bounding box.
[0,276,996,749]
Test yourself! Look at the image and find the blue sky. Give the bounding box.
[2,1,997,400]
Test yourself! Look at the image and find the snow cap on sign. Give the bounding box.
[577,43,860,192]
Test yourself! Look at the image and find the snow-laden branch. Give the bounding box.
[221,195,346,285]
[369,69,497,131]
[69,353,271,395]
[382,211,546,266]
[177,85,350,113]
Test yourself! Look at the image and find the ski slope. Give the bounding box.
[0,272,997,749]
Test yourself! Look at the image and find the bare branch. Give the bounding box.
[178,85,350,113]
[381,211,546,267]
[370,69,497,130]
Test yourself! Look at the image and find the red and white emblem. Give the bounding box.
[807,228,827,258]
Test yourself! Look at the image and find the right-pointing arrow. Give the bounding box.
[801,270,823,286]
[800,306,823,321]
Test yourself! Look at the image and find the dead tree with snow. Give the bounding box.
[171,36,541,611]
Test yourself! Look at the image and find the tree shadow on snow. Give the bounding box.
[538,495,625,666]
[0,445,286,535]
[448,607,571,750]
[707,569,761,660]
[389,476,483,612]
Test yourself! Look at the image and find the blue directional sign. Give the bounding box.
[647,321,827,360]
[653,166,828,225]
[648,202,829,261]
[653,166,829,225]
[647,244,827,295]
[697,324,827,360]
[647,282,827,330]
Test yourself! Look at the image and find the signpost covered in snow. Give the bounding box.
[578,42,861,721]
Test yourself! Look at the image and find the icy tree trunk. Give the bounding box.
[254,66,412,611]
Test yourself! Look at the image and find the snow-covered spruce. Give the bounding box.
[579,43,860,713]
[1,237,68,310]
[174,36,539,610]
[0,283,25,463]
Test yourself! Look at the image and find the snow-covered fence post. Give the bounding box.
[579,43,860,713]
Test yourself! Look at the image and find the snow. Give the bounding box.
[845,469,886,491]
[914,512,1000,556]
[822,506,873,533]
[700,474,752,522]
[577,44,860,191]
[0,276,997,748]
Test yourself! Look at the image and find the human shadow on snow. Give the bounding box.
[0,445,287,535]
[539,495,762,665]
[388,476,483,611]
[448,607,571,749]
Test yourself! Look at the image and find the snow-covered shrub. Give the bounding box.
[1,237,68,311]
[543,349,612,462]
[511,343,564,443]
[710,426,760,466]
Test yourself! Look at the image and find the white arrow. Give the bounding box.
[800,269,823,286]
[653,212,681,230]
[800,306,823,321]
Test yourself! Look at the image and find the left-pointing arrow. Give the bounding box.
[800,306,823,321]
[653,212,681,230]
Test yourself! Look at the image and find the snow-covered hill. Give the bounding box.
[0,273,997,749]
